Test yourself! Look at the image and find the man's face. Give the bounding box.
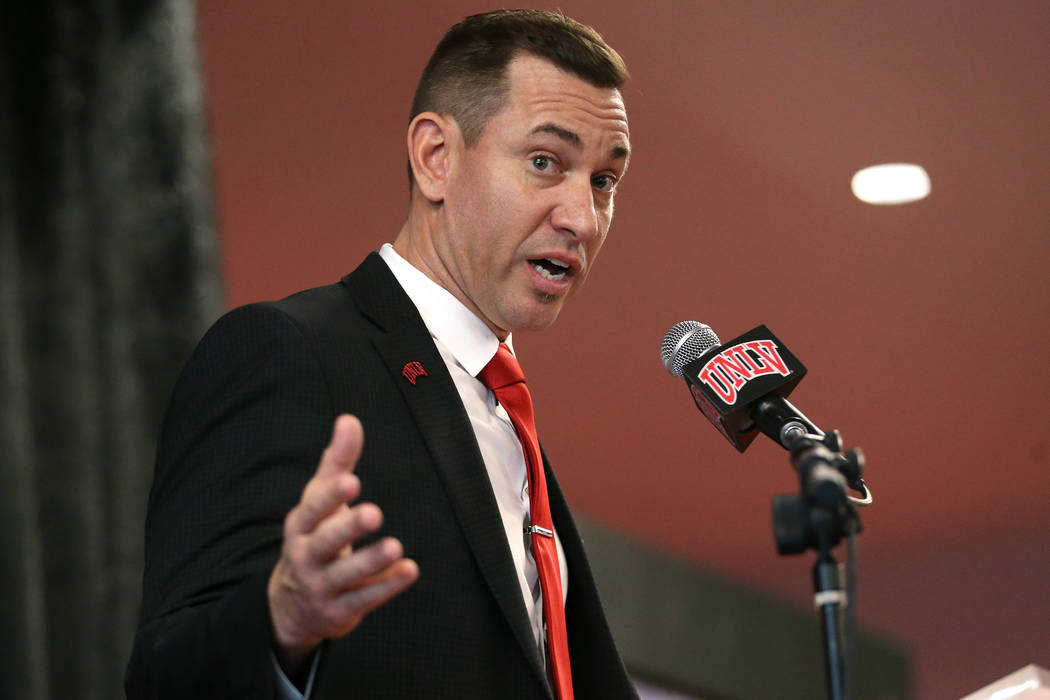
[435,54,630,338]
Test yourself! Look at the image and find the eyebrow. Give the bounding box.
[528,122,630,163]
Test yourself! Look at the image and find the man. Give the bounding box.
[127,9,637,699]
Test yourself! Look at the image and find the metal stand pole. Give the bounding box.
[814,549,846,700]
[770,430,871,700]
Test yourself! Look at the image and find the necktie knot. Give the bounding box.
[478,343,526,391]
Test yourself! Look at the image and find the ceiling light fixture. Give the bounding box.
[851,163,931,205]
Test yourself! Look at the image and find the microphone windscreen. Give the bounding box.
[661,321,720,378]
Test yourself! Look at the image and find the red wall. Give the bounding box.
[196,2,1050,697]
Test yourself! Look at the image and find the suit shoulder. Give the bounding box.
[196,280,364,350]
[273,280,362,326]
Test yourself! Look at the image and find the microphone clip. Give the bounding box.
[772,428,869,556]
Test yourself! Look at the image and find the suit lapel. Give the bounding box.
[343,254,549,689]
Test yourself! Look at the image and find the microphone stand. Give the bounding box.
[759,409,868,700]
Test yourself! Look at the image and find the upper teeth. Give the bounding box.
[533,258,569,281]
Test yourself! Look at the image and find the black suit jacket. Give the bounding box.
[126,253,637,699]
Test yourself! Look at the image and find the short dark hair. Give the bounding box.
[411,9,628,147]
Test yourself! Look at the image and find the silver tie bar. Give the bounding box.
[525,524,554,538]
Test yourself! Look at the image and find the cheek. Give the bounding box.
[593,207,613,251]
[587,233,608,263]
[447,180,497,253]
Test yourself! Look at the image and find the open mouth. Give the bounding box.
[529,257,572,282]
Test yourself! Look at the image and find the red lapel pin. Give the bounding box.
[401,361,428,385]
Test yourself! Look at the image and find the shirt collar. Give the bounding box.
[378,243,512,376]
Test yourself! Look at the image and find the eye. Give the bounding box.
[592,174,617,192]
[531,155,552,171]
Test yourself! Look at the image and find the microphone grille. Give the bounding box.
[661,321,721,378]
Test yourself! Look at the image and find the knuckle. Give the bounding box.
[286,542,312,571]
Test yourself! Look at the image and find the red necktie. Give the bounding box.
[478,343,573,700]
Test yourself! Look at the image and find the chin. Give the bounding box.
[511,306,564,333]
[494,290,570,334]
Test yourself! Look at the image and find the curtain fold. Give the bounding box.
[0,1,222,697]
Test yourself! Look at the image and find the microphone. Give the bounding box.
[660,321,819,453]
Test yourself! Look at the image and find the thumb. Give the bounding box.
[320,414,365,477]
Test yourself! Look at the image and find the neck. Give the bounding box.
[392,211,510,342]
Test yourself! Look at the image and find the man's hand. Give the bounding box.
[268,414,420,675]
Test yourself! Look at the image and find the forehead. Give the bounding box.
[498,54,630,148]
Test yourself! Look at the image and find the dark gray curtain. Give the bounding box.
[0,1,222,697]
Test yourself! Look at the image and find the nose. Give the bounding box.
[550,175,600,242]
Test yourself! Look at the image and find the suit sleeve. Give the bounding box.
[126,303,335,699]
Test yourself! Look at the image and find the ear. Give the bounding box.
[407,112,456,204]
